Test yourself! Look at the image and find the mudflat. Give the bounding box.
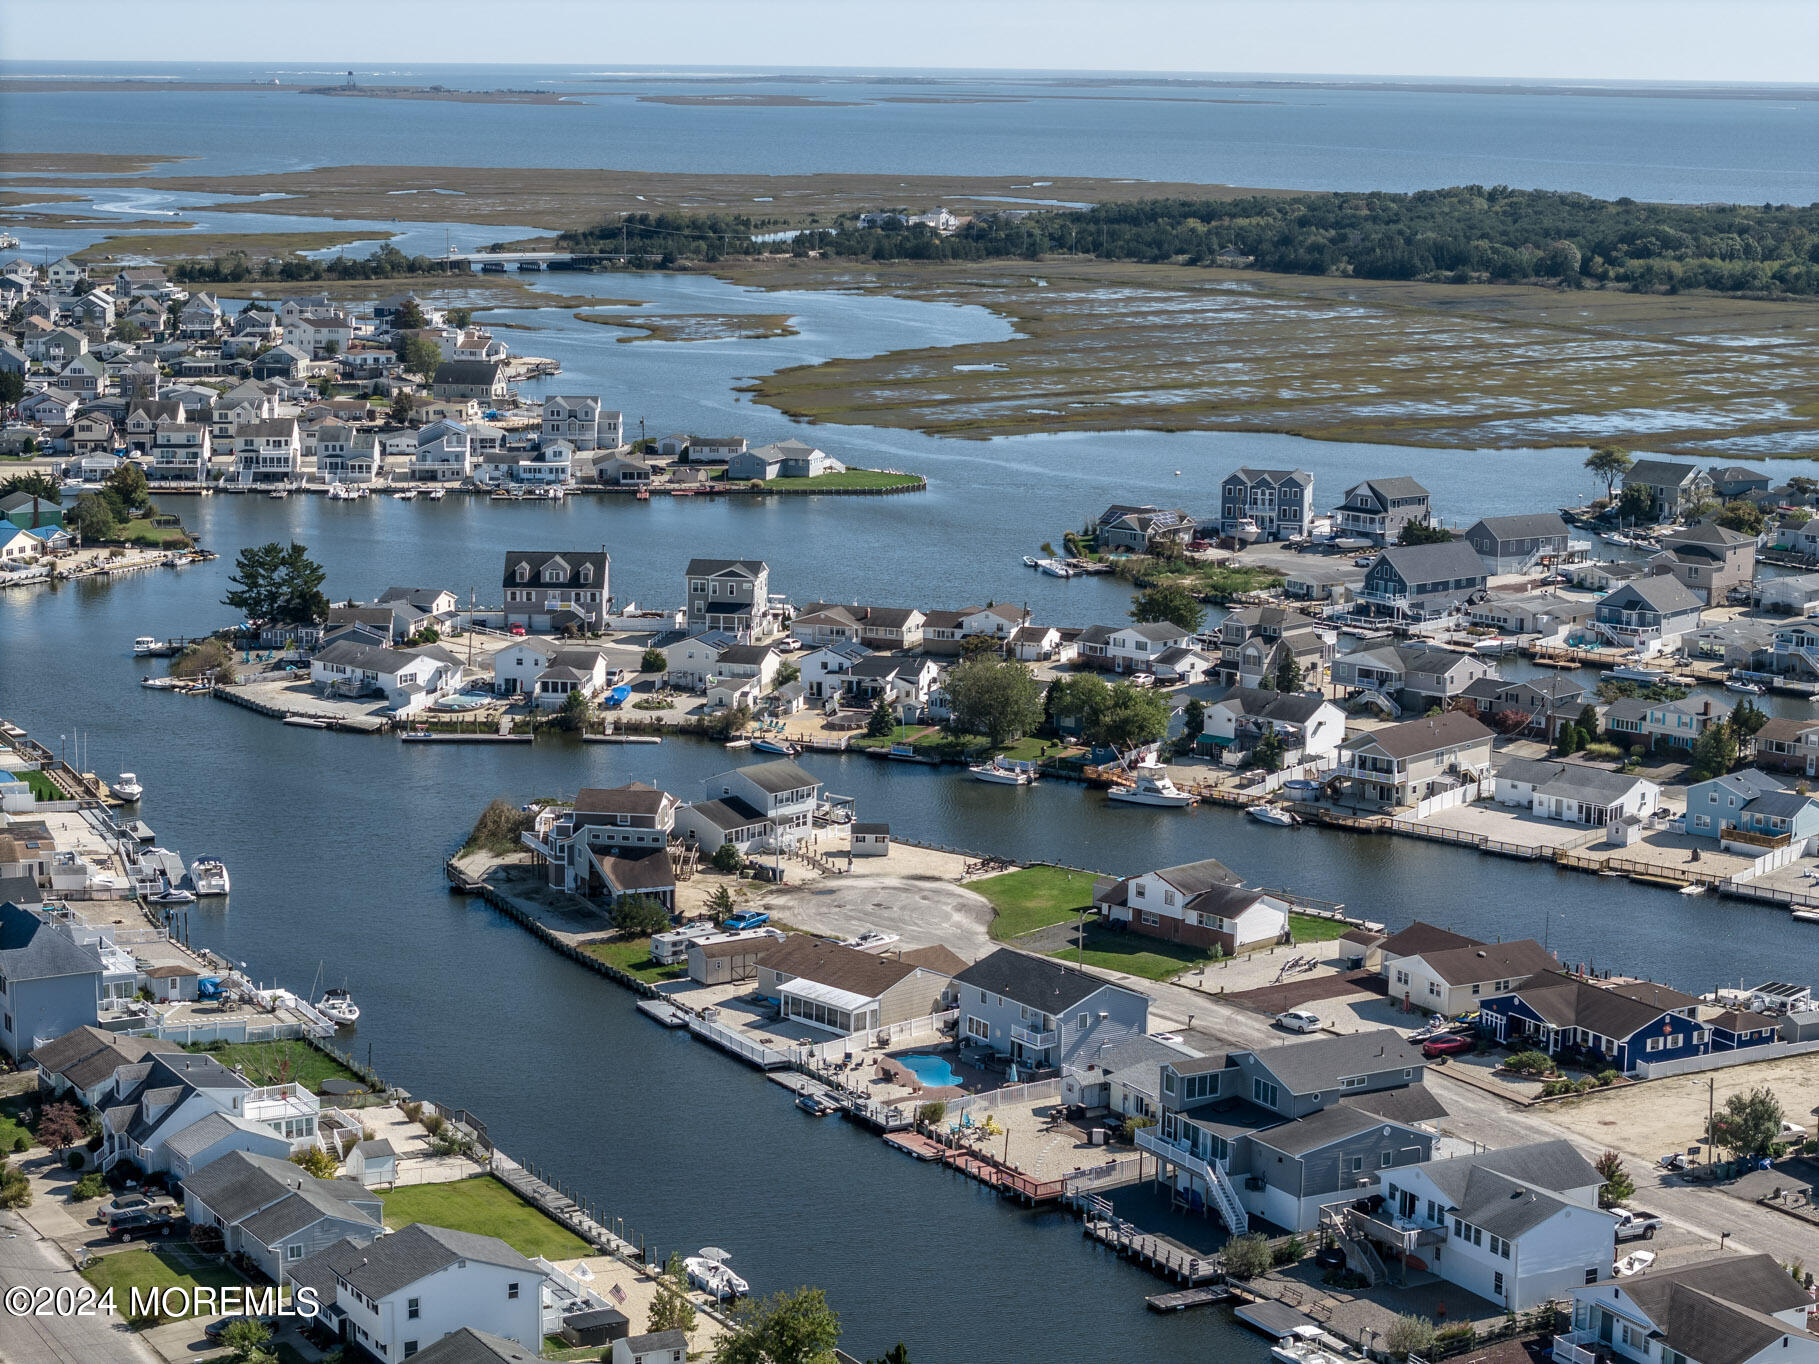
[573,311,798,342]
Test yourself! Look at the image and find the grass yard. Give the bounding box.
[6,768,60,802]
[185,1040,365,1092]
[117,518,193,548]
[1042,924,1210,981]
[0,1093,35,1151]
[758,468,924,493]
[378,1176,592,1259]
[583,937,685,984]
[973,865,1097,940]
[81,1245,244,1317]
[1288,913,1353,944]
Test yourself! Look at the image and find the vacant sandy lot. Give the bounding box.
[762,873,995,958]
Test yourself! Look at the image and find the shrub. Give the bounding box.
[1435,1322,1478,1350]
[1119,1114,1156,1144]
[401,1101,423,1123]
[710,843,745,875]
[422,1112,446,1136]
[1596,1069,1621,1087]
[1272,1235,1306,1267]
[640,647,666,672]
[10,1135,25,1153]
[916,1101,947,1126]
[1582,742,1623,762]
[1540,1079,1575,1098]
[1573,1076,1599,1094]
[1503,1050,1555,1076]
[462,799,535,856]
[1221,1232,1272,1279]
[70,1173,108,1201]
[64,1149,85,1171]
[1384,1314,1437,1357]
[290,1147,339,1178]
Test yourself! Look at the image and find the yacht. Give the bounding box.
[1230,516,1262,544]
[425,488,446,501]
[392,489,418,501]
[969,757,1038,785]
[317,988,360,1026]
[113,772,144,802]
[751,736,800,757]
[684,1252,748,1300]
[1107,764,1197,807]
[0,232,18,250]
[1035,558,1076,578]
[132,636,166,657]
[189,857,230,897]
[1248,803,1299,827]
[1609,664,1670,685]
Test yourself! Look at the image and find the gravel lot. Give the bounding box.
[762,874,996,958]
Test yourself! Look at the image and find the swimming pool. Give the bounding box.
[898,1053,962,1088]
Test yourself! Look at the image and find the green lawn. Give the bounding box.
[583,938,685,984]
[851,726,1072,765]
[117,518,192,548]
[758,468,924,492]
[973,865,1097,940]
[81,1245,244,1318]
[6,769,61,802]
[378,1176,592,1259]
[1042,924,1210,981]
[0,1094,34,1151]
[184,1040,364,1092]
[1287,914,1353,944]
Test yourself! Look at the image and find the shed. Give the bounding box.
[146,962,201,1003]
[562,1306,631,1347]
[850,821,891,857]
[344,1138,397,1187]
[687,932,768,985]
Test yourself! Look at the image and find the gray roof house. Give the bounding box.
[1560,1253,1819,1364]
[412,1329,542,1364]
[953,948,1151,1071]
[1462,513,1572,574]
[1335,477,1432,544]
[0,903,104,1060]
[1356,541,1489,621]
[181,1150,382,1286]
[1621,459,1712,518]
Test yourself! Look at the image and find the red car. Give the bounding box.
[1422,1035,1475,1059]
[508,624,527,637]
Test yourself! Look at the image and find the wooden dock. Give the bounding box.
[884,1132,944,1162]
[635,998,691,1028]
[1146,1284,1236,1312]
[401,731,532,743]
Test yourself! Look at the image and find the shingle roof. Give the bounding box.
[1248,1030,1421,1095]
[955,948,1144,1013]
[1378,922,1482,960]
[0,904,104,981]
[181,1151,369,1228]
[1625,458,1702,488]
[1347,476,1430,502]
[319,1222,536,1300]
[1617,1252,1814,1364]
[407,1327,541,1364]
[1151,858,1240,897]
[237,1185,379,1246]
[726,758,817,795]
[574,782,672,816]
[1353,711,1493,760]
[1341,1084,1447,1127]
[1606,576,1702,615]
[1532,765,1654,803]
[1663,519,1752,548]
[1247,1101,1399,1157]
[1376,540,1489,584]
[1499,971,1700,1038]
[1418,1139,1602,1232]
[1413,939,1560,987]
[756,935,945,997]
[685,558,766,578]
[1467,513,1570,543]
[684,796,768,831]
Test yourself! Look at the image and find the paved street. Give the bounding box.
[0,1210,159,1364]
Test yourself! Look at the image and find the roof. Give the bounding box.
[1247,1102,1406,1157]
[1374,540,1489,584]
[725,758,818,795]
[301,1222,537,1302]
[0,904,104,981]
[1499,970,1701,1038]
[1742,791,1818,819]
[1341,1084,1448,1127]
[1248,1030,1421,1095]
[685,558,766,578]
[1617,1253,1815,1364]
[237,1184,379,1246]
[756,935,939,998]
[1663,519,1753,548]
[1216,688,1333,726]
[623,1331,689,1355]
[850,821,890,836]
[1605,575,1703,615]
[1752,716,1819,747]
[1376,924,1481,961]
[407,1327,541,1364]
[1345,476,1430,502]
[1353,711,1493,760]
[683,796,768,831]
[1532,764,1654,803]
[593,846,675,893]
[1149,858,1241,897]
[1467,513,1570,542]
[182,1151,373,1228]
[500,549,609,588]
[574,782,672,816]
[1626,457,1703,488]
[955,948,1144,1013]
[30,1026,181,1090]
[1412,939,1560,987]
[431,360,504,385]
[898,943,969,975]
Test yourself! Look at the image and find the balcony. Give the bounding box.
[1011,1025,1057,1049]
[1135,1127,1216,1182]
[1549,1331,1603,1364]
[1721,824,1791,850]
[1344,1206,1447,1254]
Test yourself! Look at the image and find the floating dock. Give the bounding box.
[1146,1284,1236,1313]
[401,731,533,743]
[635,998,691,1028]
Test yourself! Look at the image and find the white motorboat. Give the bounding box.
[132,636,166,657]
[1230,516,1262,545]
[1609,664,1670,685]
[751,736,800,757]
[113,772,144,802]
[0,232,18,250]
[325,482,363,500]
[1270,1326,1351,1364]
[1022,555,1040,568]
[267,487,290,499]
[1614,1250,1658,1277]
[1725,678,1767,695]
[684,1252,748,1300]
[969,757,1038,785]
[1248,803,1299,827]
[842,930,901,953]
[317,988,360,1025]
[1107,764,1197,807]
[1035,558,1076,578]
[148,884,195,906]
[393,489,418,501]
[189,857,230,897]
[425,488,446,500]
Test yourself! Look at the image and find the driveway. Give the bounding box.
[0,1210,160,1364]
[761,875,996,958]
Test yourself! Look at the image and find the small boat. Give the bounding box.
[1724,678,1767,695]
[392,489,418,501]
[1602,532,1634,546]
[325,482,362,501]
[684,1252,748,1300]
[970,757,1038,786]
[1022,555,1040,568]
[1473,638,1517,656]
[1248,804,1299,827]
[0,232,18,250]
[189,858,230,897]
[267,487,290,499]
[1107,764,1198,807]
[113,772,144,802]
[1610,665,1670,684]
[132,636,166,657]
[1679,883,1706,896]
[148,885,195,906]
[1035,558,1076,578]
[795,1093,839,1117]
[425,488,446,501]
[842,930,900,952]
[1614,1250,1658,1277]
[1281,779,1323,798]
[317,987,360,1025]
[751,737,800,757]
[723,737,752,750]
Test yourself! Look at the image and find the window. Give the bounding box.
[1380,1150,1393,1168]
[1493,1271,1504,1298]
[1339,1075,1366,1090]
[1140,911,1160,927]
[966,1016,989,1042]
[407,1299,419,1319]
[1349,1156,1364,1173]
[508,1282,519,1299]
[1251,1078,1279,1109]
[288,1244,303,1260]
[1076,1012,1089,1029]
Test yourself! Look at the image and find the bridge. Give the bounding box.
[441,249,617,269]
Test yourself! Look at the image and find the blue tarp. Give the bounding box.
[605,685,631,709]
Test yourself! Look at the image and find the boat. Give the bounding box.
[1230,516,1262,545]
[1269,1326,1352,1364]
[1022,555,1040,568]
[325,482,363,501]
[684,1251,748,1300]
[392,489,418,501]
[1472,637,1517,656]
[1248,804,1299,827]
[113,772,144,802]
[795,1093,840,1117]
[425,488,446,501]
[132,636,166,657]
[1725,678,1767,695]
[189,858,230,897]
[842,930,901,952]
[1035,558,1076,578]
[0,232,18,249]
[148,879,195,906]
[1679,883,1706,896]
[1614,1250,1658,1277]
[317,987,360,1025]
[267,487,290,499]
[1610,664,1670,685]
[1107,764,1198,807]
[969,756,1038,785]
[751,737,800,757]
[723,737,752,750]
[1281,779,1324,798]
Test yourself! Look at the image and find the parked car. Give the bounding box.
[103,1193,175,1227]
[508,624,527,636]
[723,910,770,932]
[107,1207,177,1241]
[1276,1009,1322,1033]
[1354,556,1377,567]
[1780,1120,1809,1141]
[1421,1034,1475,1059]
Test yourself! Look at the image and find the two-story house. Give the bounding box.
[1356,541,1489,621]
[1591,576,1705,653]
[148,420,212,484]
[431,360,507,402]
[541,395,604,450]
[1096,504,1197,555]
[1621,459,1712,521]
[1557,1254,1819,1364]
[1091,622,1196,674]
[1684,769,1819,849]
[954,949,1151,1073]
[1649,520,1757,605]
[793,603,927,652]
[1219,468,1313,541]
[231,418,302,486]
[0,902,105,1059]
[502,550,610,631]
[684,558,772,641]
[842,654,944,718]
[1092,858,1288,955]
[1342,712,1494,809]
[1332,643,1495,715]
[182,1150,383,1287]
[524,783,679,908]
[1216,606,1336,688]
[1602,695,1727,752]
[683,759,820,850]
[795,641,872,700]
[1462,513,1572,574]
[1384,937,1560,1015]
[1198,690,1348,766]
[412,419,473,483]
[1335,477,1432,544]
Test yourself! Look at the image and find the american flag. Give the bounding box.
[609,1283,627,1305]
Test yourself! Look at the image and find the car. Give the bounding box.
[508,624,527,636]
[722,910,770,932]
[103,1193,175,1227]
[1422,1034,1476,1059]
[1354,555,1377,567]
[1780,1120,1809,1141]
[106,1208,176,1241]
[1128,672,1156,689]
[1276,1009,1322,1033]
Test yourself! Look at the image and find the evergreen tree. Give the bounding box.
[866,694,896,739]
[1274,653,1304,693]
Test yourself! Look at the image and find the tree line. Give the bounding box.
[167,244,457,285]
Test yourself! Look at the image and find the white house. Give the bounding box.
[232,418,302,486]
[1385,936,1560,1017]
[1100,622,1196,674]
[1492,758,1660,826]
[1092,858,1287,956]
[310,640,464,716]
[663,630,738,690]
[413,419,473,483]
[684,759,821,850]
[1556,1254,1819,1364]
[541,395,609,450]
[1199,689,1347,765]
[796,642,872,700]
[1357,1142,1614,1311]
[291,1223,546,1359]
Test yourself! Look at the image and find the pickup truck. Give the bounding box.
[1612,1210,1664,1242]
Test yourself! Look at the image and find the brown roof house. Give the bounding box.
[755,936,956,1037]
[1341,712,1494,809]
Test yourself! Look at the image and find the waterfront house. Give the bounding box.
[662,629,736,690]
[1356,541,1489,621]
[28,1026,182,1108]
[1480,972,1709,1075]
[1684,770,1819,849]
[842,654,943,717]
[1335,477,1432,544]
[1386,937,1560,1015]
[1095,504,1197,554]
[1648,520,1756,605]
[684,558,772,641]
[613,1331,688,1364]
[594,451,653,487]
[1754,573,1819,617]
[1602,695,1727,752]
[0,902,103,1059]
[1090,622,1196,674]
[1621,459,1712,521]
[527,648,611,709]
[731,438,844,480]
[1144,1032,1437,1233]
[1219,467,1313,540]
[1462,513,1573,574]
[1555,1253,1819,1364]
[690,759,820,850]
[412,419,473,483]
[309,640,464,716]
[1590,577,1704,653]
[182,1149,382,1286]
[431,360,507,402]
[754,935,953,1036]
[97,1051,323,1172]
[1216,605,1336,688]
[1281,563,1355,606]
[1505,759,1659,827]
[1751,716,1819,773]
[794,641,871,700]
[525,784,678,909]
[0,525,40,565]
[1351,1142,1612,1310]
[1340,712,1494,809]
[290,1222,545,1358]
[952,948,1151,1071]
[453,328,507,364]
[1464,590,1595,643]
[794,603,927,652]
[231,417,302,486]
[1093,859,1289,955]
[502,550,610,631]
[1198,689,1346,766]
[1331,643,1493,715]
[1710,466,1776,500]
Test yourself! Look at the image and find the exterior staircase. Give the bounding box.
[1206,1162,1250,1236]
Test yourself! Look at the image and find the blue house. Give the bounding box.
[0,902,105,1060]
[1479,972,1713,1076]
[1684,770,1819,846]
[1707,1007,1781,1054]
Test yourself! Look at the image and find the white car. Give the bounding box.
[1781,1120,1809,1141]
[1276,1009,1322,1033]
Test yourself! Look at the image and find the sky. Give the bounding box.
[1,0,1815,83]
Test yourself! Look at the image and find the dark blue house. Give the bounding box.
[1478,971,1726,1076]
[1706,1008,1781,1053]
